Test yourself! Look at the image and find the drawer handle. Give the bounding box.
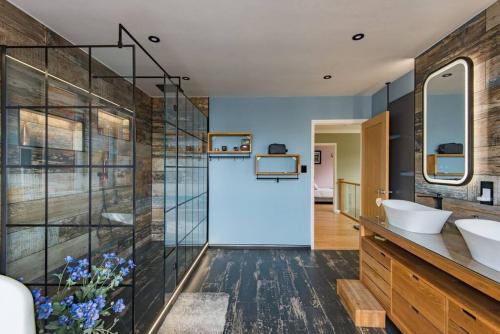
[411,274,419,281]
[410,305,419,314]
[380,251,386,257]
[462,309,476,321]
[458,325,470,334]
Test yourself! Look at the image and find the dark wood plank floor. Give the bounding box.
[185,248,400,334]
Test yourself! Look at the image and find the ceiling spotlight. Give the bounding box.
[442,73,452,77]
[182,76,191,81]
[352,33,365,41]
[323,75,332,80]
[148,35,160,43]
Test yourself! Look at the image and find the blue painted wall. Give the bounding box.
[372,71,415,115]
[208,96,371,245]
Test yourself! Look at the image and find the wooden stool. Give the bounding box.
[337,279,386,328]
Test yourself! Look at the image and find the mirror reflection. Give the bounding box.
[423,58,471,185]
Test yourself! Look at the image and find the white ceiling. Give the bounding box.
[9,0,495,97]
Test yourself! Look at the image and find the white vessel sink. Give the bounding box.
[382,200,452,234]
[455,219,500,272]
[101,213,133,225]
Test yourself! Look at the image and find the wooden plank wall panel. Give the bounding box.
[415,2,500,221]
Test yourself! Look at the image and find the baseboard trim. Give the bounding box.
[209,244,311,250]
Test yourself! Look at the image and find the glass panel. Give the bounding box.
[47,108,89,165]
[165,210,176,252]
[48,167,89,225]
[7,167,45,225]
[109,287,133,334]
[47,226,89,284]
[184,99,194,134]
[165,92,177,125]
[8,108,45,166]
[91,167,133,226]
[165,167,176,212]
[6,48,45,107]
[177,203,187,242]
[6,226,45,284]
[165,123,176,166]
[177,95,186,131]
[91,226,133,284]
[92,108,133,166]
[48,47,89,106]
[178,131,187,167]
[164,252,176,299]
[91,47,134,109]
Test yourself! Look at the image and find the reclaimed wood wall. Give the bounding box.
[415,2,500,222]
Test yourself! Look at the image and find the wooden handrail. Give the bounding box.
[338,179,360,186]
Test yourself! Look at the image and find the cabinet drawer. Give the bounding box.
[362,238,391,269]
[448,301,497,334]
[362,251,390,283]
[392,262,445,332]
[392,291,441,334]
[362,259,390,296]
[361,267,390,312]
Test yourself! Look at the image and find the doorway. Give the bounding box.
[311,119,365,250]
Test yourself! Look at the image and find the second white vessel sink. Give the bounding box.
[382,200,452,234]
[455,219,500,272]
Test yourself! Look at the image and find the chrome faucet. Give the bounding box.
[417,193,444,210]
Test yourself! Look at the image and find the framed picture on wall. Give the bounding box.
[314,150,321,164]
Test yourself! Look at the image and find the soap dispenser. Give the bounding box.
[477,181,493,205]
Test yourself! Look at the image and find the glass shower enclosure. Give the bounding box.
[0,32,208,334]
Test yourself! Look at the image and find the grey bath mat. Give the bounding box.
[159,292,229,334]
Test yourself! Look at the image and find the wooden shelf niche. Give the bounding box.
[427,154,465,176]
[208,132,252,156]
[255,154,301,176]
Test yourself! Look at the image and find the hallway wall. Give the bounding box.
[208,96,371,246]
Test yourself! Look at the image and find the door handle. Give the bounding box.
[377,189,392,195]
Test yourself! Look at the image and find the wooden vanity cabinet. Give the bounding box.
[360,237,500,334]
[360,238,391,311]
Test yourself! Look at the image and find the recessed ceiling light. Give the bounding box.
[352,33,365,41]
[182,76,191,81]
[148,35,160,43]
[442,73,452,77]
[323,75,332,80]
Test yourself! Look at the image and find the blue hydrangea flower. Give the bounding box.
[103,253,117,260]
[62,295,74,306]
[94,295,106,310]
[119,267,129,277]
[70,303,85,319]
[82,301,100,329]
[64,256,74,263]
[78,258,89,268]
[58,315,72,326]
[31,289,42,302]
[112,299,125,314]
[104,261,114,269]
[37,301,53,320]
[127,260,136,269]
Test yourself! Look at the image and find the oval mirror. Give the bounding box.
[423,58,473,185]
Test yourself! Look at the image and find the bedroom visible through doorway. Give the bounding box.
[311,120,364,250]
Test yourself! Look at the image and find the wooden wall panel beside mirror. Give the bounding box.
[423,58,473,186]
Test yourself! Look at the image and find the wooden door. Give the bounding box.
[361,111,389,222]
